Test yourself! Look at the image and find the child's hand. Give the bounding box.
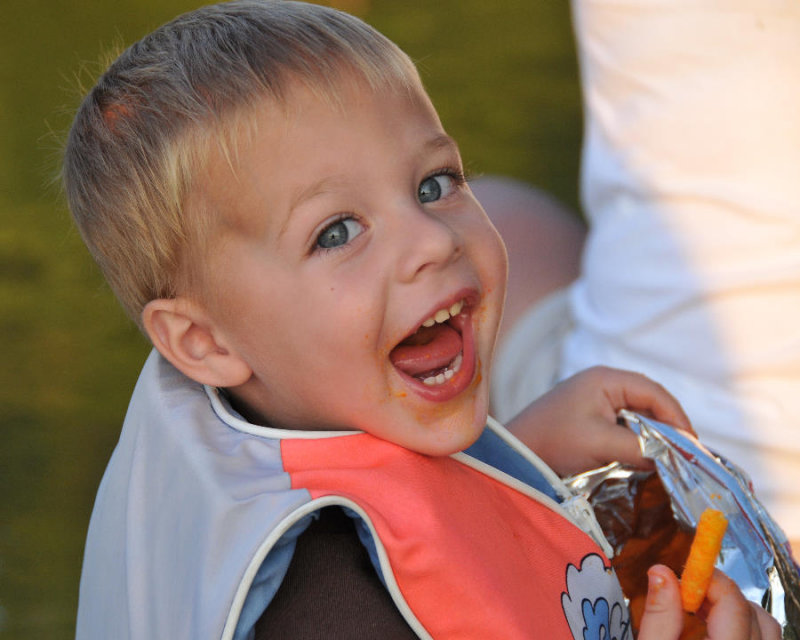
[638,565,780,639]
[505,366,691,476]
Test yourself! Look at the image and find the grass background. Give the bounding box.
[0,1,582,636]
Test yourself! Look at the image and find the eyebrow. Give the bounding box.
[424,133,460,155]
[279,176,348,241]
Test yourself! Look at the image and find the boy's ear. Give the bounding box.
[141,297,252,388]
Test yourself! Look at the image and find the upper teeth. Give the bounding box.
[421,300,464,328]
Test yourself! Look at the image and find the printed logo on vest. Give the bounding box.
[561,553,631,640]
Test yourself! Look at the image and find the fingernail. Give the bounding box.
[648,568,666,593]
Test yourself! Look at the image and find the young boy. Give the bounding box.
[63,2,777,638]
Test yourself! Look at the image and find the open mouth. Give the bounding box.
[389,298,475,397]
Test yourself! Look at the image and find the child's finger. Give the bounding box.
[703,571,781,640]
[600,367,693,434]
[592,419,653,470]
[750,602,782,639]
[702,570,755,638]
[637,565,683,640]
[624,376,693,434]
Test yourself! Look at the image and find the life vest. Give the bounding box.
[76,350,630,639]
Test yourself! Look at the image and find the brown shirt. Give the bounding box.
[254,507,420,639]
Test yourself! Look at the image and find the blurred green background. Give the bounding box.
[0,1,582,636]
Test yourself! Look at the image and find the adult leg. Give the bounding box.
[471,175,585,348]
[472,176,585,421]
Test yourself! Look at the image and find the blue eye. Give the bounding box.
[316,216,365,250]
[418,173,456,204]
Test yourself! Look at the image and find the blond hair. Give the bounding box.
[63,0,420,328]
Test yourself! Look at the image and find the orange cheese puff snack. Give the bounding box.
[680,508,728,613]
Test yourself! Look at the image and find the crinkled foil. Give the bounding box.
[564,410,800,638]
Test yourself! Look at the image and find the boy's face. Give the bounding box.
[198,75,507,456]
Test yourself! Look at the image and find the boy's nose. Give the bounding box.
[394,206,462,282]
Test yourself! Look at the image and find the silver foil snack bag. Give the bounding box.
[564,410,800,638]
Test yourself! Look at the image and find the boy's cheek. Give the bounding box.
[482,230,510,299]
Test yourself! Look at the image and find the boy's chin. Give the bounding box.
[402,409,489,457]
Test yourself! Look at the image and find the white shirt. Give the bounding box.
[562,0,800,538]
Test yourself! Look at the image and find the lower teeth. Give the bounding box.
[421,353,463,386]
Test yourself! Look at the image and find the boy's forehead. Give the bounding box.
[197,75,438,225]
[209,70,431,166]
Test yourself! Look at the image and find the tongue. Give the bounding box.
[390,323,462,377]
